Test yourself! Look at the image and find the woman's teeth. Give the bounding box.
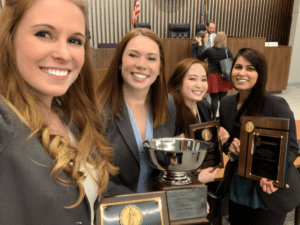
[193,91,202,94]
[42,68,68,77]
[133,73,147,79]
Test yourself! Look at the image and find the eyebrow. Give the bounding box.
[128,49,159,56]
[31,24,86,39]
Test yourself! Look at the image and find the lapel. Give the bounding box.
[197,101,211,122]
[115,108,140,164]
[227,94,238,133]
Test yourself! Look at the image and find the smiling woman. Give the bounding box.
[0,0,118,224]
[168,58,210,138]
[97,28,176,193]
[218,48,300,225]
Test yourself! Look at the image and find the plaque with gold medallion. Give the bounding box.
[189,120,224,171]
[238,116,289,189]
[120,205,143,225]
[97,192,169,225]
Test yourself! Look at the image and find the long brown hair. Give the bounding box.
[168,58,209,137]
[0,0,118,208]
[232,48,267,117]
[97,28,169,127]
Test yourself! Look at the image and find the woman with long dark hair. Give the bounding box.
[168,57,229,185]
[97,28,176,193]
[218,48,300,225]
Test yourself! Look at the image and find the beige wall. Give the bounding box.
[288,0,300,84]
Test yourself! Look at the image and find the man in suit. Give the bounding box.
[205,20,216,48]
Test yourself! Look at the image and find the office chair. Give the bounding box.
[169,23,190,38]
[134,23,151,30]
[195,23,206,34]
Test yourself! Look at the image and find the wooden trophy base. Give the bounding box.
[154,178,210,225]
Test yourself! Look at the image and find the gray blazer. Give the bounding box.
[0,98,92,225]
[105,95,176,193]
[218,94,300,215]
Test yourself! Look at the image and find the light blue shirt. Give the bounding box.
[126,102,153,192]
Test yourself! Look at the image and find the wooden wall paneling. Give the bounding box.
[264,46,292,92]
[254,0,261,38]
[94,69,108,89]
[161,39,194,81]
[90,38,290,93]
[227,37,266,58]
[91,48,116,70]
[0,0,294,47]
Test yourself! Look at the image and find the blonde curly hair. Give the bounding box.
[0,0,118,208]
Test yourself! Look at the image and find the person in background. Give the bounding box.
[199,32,234,120]
[205,20,216,48]
[0,0,119,224]
[191,30,208,59]
[217,48,300,225]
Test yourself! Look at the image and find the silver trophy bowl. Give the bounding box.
[143,138,210,185]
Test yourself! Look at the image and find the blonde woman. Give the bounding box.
[199,32,234,120]
[0,0,118,224]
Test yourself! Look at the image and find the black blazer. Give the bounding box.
[0,98,93,225]
[105,95,177,193]
[191,43,205,59]
[218,94,300,215]
[198,46,233,74]
[175,99,212,136]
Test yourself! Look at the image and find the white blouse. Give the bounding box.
[70,132,98,225]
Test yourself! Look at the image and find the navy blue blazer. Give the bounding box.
[218,94,300,215]
[105,95,176,193]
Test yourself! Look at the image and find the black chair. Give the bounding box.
[169,23,190,38]
[195,23,206,34]
[134,23,151,29]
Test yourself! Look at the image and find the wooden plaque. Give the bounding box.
[189,120,224,171]
[238,116,289,189]
[98,192,169,225]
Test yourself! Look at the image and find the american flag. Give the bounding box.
[132,0,140,28]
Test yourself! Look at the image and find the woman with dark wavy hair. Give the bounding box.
[218,48,300,225]
[168,57,229,182]
[0,0,118,224]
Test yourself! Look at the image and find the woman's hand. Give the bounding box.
[229,138,240,155]
[195,36,202,45]
[207,202,210,215]
[218,127,230,145]
[260,178,289,194]
[198,167,220,183]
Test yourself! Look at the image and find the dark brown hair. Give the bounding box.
[168,58,209,137]
[232,48,267,117]
[97,28,169,127]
